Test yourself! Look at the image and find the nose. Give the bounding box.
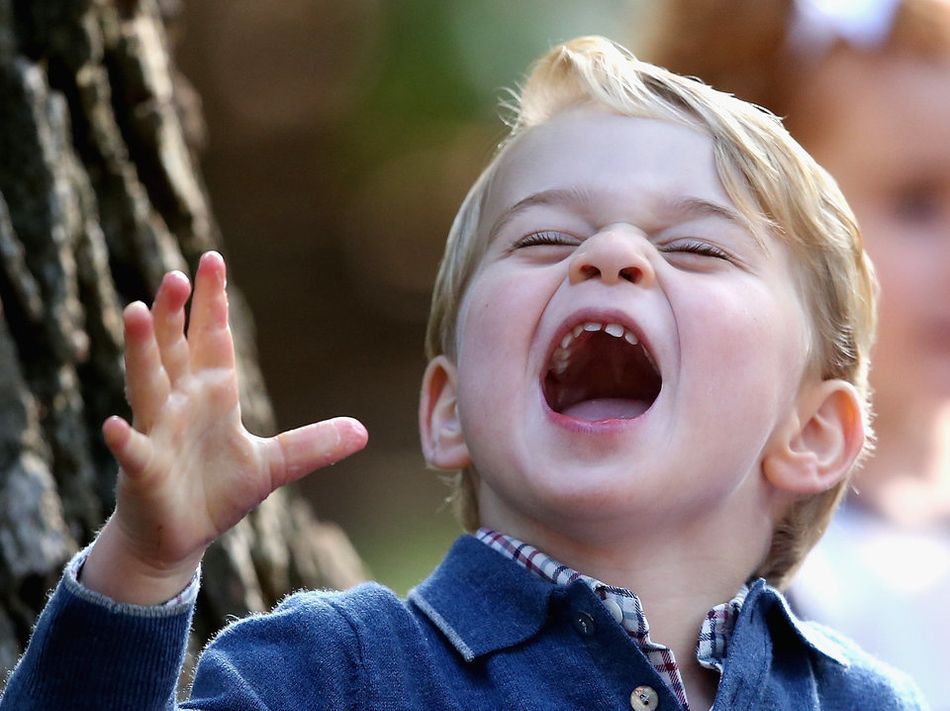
[568,226,655,287]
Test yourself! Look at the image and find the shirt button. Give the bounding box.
[603,598,624,624]
[630,685,659,711]
[571,611,596,636]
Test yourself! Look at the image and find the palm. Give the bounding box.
[122,371,262,561]
[103,252,367,571]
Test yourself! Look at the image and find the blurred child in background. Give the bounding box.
[640,0,950,704]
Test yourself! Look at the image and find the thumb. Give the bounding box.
[267,417,368,490]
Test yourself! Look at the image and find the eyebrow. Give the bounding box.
[666,196,747,228]
[487,187,757,245]
[669,196,766,251]
[487,187,594,243]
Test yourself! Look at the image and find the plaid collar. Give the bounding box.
[409,535,850,709]
[476,528,748,710]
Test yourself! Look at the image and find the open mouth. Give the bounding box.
[542,320,661,422]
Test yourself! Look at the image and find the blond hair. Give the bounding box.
[425,36,877,588]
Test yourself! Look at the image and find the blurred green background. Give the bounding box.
[175,0,649,595]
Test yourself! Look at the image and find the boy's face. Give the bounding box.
[446,106,815,539]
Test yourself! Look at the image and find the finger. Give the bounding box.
[123,302,170,431]
[266,417,369,490]
[102,415,154,478]
[152,270,192,385]
[187,251,236,372]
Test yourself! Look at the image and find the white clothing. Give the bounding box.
[791,502,950,709]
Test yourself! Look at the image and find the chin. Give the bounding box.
[527,469,664,517]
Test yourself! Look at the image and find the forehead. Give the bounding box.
[481,106,738,233]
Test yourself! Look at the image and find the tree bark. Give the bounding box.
[0,0,368,686]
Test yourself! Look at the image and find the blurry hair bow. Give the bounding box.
[787,0,901,56]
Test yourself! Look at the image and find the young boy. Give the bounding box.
[1,36,927,710]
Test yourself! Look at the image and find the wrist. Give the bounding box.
[81,517,203,606]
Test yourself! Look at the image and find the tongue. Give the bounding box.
[561,397,651,421]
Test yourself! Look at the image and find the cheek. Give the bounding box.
[454,275,533,415]
[457,278,522,364]
[679,284,807,400]
[690,283,792,353]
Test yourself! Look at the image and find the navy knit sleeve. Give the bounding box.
[0,563,193,711]
[2,569,401,711]
[186,589,366,711]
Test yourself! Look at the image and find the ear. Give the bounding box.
[762,379,865,495]
[419,355,472,470]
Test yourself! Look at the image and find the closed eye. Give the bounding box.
[514,230,581,249]
[661,239,731,260]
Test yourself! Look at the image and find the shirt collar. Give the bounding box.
[408,534,555,661]
[475,528,746,673]
[760,581,852,668]
[409,533,851,670]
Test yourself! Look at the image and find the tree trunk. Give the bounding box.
[0,0,368,686]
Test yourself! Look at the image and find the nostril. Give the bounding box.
[619,266,640,282]
[580,265,601,280]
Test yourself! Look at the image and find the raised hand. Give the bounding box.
[82,252,368,604]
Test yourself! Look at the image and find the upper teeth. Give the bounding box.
[551,321,649,375]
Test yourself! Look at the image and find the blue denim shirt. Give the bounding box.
[1,535,929,710]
